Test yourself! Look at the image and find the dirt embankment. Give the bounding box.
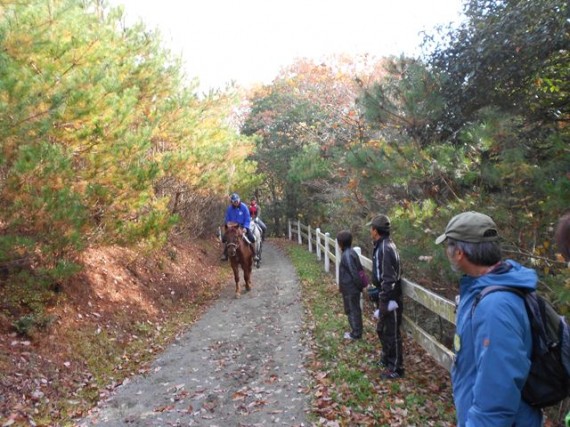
[0,235,243,426]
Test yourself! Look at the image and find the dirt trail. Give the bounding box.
[78,242,310,427]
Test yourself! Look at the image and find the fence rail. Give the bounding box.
[288,219,456,372]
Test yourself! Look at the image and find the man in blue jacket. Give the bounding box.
[435,211,542,427]
[220,193,257,261]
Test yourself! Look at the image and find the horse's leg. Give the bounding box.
[255,240,261,268]
[231,261,241,298]
[257,228,263,266]
[244,260,252,292]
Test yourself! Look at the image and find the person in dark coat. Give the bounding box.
[367,214,404,379]
[337,230,366,340]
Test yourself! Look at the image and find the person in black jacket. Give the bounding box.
[337,230,366,340]
[367,214,404,379]
[555,212,570,263]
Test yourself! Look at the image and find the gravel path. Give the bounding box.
[78,242,310,427]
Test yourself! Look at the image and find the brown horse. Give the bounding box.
[224,224,254,298]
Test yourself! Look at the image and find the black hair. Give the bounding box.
[372,224,390,236]
[336,230,353,250]
[447,238,502,266]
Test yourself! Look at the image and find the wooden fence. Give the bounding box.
[288,219,456,372]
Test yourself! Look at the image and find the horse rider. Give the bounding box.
[249,197,267,240]
[221,193,259,261]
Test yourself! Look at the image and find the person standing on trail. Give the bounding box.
[220,193,257,261]
[555,212,570,427]
[337,230,366,341]
[249,197,267,240]
[555,212,570,264]
[435,211,542,427]
[368,214,404,380]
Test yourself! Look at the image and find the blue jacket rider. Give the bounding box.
[221,193,257,261]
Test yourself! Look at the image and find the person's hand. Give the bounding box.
[387,300,399,312]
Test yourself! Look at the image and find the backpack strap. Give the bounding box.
[472,286,550,356]
[471,285,526,317]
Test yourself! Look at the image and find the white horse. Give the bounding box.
[250,221,263,268]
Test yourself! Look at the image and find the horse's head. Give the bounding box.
[224,224,244,258]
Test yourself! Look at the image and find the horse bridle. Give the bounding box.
[226,233,240,256]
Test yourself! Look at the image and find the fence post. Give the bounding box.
[288,219,292,240]
[324,232,330,272]
[354,247,363,310]
[335,238,340,285]
[297,220,302,245]
[316,228,321,260]
[308,225,312,252]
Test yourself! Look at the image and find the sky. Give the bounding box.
[110,0,465,92]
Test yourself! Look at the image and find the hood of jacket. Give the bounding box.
[458,259,537,299]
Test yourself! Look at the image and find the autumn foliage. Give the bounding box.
[0,0,255,283]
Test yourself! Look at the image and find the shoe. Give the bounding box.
[220,254,228,261]
[376,360,387,368]
[380,369,404,380]
[343,332,361,340]
[254,255,260,261]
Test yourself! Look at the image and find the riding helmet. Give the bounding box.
[230,193,240,202]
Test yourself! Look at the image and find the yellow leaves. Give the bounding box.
[347,178,359,190]
[0,0,261,265]
[4,31,34,59]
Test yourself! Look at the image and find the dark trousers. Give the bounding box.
[342,293,363,339]
[245,227,255,243]
[376,303,403,372]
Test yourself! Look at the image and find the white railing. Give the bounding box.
[288,219,456,372]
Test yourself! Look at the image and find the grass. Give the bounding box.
[283,241,457,426]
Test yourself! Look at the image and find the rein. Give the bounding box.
[226,239,241,257]
[226,226,246,258]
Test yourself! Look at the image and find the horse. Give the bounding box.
[224,223,254,298]
[251,220,263,268]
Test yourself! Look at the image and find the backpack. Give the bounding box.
[346,249,368,291]
[357,270,369,290]
[472,286,570,408]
